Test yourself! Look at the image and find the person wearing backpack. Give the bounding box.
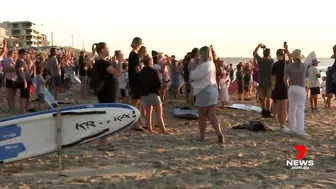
[91,42,121,150]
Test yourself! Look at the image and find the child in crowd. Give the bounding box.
[119,63,129,104]
[36,65,46,110]
[63,60,74,96]
[219,72,230,109]
[321,76,327,104]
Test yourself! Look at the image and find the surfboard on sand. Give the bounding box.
[226,103,262,113]
[0,103,140,163]
[172,107,198,120]
[229,80,238,95]
[31,78,59,108]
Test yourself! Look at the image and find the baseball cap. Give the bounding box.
[18,49,28,54]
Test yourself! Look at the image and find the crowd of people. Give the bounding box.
[0,37,336,147]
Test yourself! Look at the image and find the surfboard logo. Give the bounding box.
[0,125,22,142]
[0,143,26,161]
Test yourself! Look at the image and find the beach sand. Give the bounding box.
[0,84,335,189]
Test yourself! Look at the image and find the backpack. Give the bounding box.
[90,63,105,93]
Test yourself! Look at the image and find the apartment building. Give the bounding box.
[1,21,48,47]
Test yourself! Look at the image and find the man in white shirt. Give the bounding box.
[308,58,321,111]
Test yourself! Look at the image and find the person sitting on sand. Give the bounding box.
[189,46,224,143]
[284,49,310,137]
[138,55,168,134]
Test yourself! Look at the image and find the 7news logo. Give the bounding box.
[286,145,314,169]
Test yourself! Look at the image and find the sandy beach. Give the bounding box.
[0,83,335,189]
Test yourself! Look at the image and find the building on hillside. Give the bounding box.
[1,21,48,47]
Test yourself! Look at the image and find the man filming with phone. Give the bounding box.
[253,43,274,118]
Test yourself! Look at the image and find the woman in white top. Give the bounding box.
[190,46,224,143]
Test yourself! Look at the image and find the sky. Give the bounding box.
[1,0,336,58]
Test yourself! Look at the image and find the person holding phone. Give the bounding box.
[253,43,274,118]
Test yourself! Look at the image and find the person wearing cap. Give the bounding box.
[15,49,31,114]
[308,58,321,111]
[253,43,274,118]
[283,49,310,137]
[271,49,289,131]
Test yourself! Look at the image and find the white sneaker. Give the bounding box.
[296,131,311,138]
[280,125,289,132]
[280,125,294,133]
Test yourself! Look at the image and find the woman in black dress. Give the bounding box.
[271,49,288,130]
[93,42,121,150]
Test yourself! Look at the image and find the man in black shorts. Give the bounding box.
[308,59,321,111]
[3,50,18,109]
[15,49,31,114]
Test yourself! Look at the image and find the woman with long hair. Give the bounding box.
[283,49,310,137]
[190,46,224,143]
[93,42,122,150]
[271,49,288,131]
[128,37,146,131]
[139,55,167,133]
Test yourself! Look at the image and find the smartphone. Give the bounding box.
[284,42,287,46]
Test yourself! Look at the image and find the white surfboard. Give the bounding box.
[226,103,262,113]
[0,103,140,163]
[304,51,316,67]
[73,75,81,84]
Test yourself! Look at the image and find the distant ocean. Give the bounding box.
[219,57,335,77]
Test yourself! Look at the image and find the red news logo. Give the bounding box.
[294,145,307,160]
[286,145,314,169]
